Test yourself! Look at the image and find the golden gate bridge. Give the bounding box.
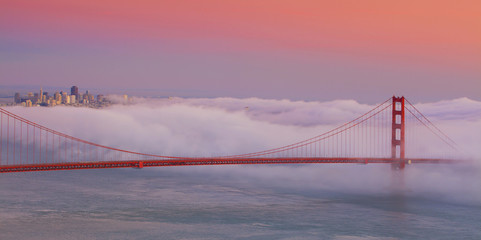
[0,96,466,173]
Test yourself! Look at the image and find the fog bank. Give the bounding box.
[4,97,481,204]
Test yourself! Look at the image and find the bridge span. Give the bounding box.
[0,96,466,173]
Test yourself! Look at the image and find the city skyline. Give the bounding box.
[9,85,120,108]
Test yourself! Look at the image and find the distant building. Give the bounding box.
[54,92,61,104]
[48,98,56,106]
[83,90,93,102]
[61,92,68,104]
[14,93,21,103]
[71,86,79,97]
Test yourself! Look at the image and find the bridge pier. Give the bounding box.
[391,96,405,170]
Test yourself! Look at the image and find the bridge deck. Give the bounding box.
[0,157,465,173]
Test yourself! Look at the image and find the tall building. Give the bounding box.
[71,86,79,98]
[14,93,21,103]
[61,92,68,104]
[42,92,48,102]
[54,92,61,104]
[96,94,104,102]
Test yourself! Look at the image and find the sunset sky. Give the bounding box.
[1,0,480,102]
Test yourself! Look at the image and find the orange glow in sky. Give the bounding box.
[1,0,480,101]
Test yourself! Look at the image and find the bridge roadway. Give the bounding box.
[0,157,463,173]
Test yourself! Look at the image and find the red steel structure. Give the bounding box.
[0,96,465,173]
[391,96,405,170]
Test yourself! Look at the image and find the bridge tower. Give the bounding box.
[391,96,405,170]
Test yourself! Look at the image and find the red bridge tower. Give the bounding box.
[391,96,405,170]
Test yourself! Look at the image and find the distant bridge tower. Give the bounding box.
[391,96,405,170]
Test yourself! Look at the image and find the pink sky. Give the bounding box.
[1,0,480,102]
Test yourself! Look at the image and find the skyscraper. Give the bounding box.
[39,88,43,103]
[71,86,79,97]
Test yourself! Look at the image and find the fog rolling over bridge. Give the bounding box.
[0,97,467,173]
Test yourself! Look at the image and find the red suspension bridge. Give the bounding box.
[0,96,465,173]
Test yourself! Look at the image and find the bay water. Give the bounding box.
[0,164,480,240]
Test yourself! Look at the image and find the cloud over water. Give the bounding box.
[5,97,481,204]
